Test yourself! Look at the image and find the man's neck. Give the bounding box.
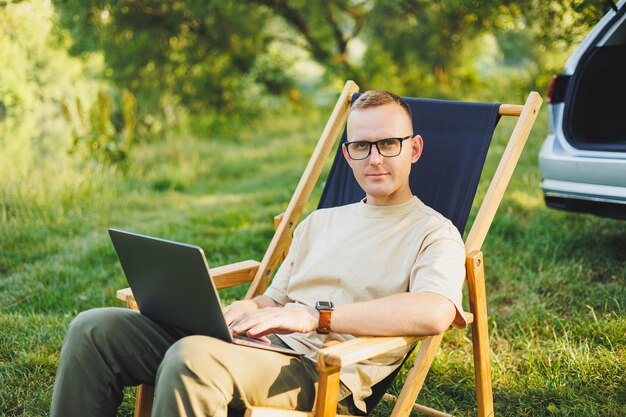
[364,192,414,207]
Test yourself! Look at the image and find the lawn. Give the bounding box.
[1,103,624,416]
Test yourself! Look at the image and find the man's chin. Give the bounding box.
[363,188,393,200]
[356,179,395,197]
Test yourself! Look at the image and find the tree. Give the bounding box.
[0,0,100,169]
[53,0,374,114]
[52,0,613,113]
[54,0,279,114]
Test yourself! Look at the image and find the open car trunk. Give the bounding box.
[563,12,626,152]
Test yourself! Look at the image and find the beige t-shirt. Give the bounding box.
[264,196,466,412]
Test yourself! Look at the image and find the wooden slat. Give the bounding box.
[498,103,523,116]
[317,335,378,358]
[210,259,261,288]
[274,213,285,230]
[133,384,154,417]
[390,334,444,417]
[314,365,341,417]
[317,336,389,363]
[319,336,419,369]
[466,251,494,417]
[314,316,472,371]
[116,287,138,309]
[245,80,360,299]
[273,213,291,262]
[465,91,542,253]
[410,404,454,417]
[382,394,455,417]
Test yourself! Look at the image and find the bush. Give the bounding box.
[62,88,136,164]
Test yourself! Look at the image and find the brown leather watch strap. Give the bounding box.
[317,309,332,334]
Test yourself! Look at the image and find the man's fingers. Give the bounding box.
[224,308,242,326]
[229,306,316,337]
[222,300,260,326]
[246,327,273,339]
[231,314,271,335]
[231,311,283,336]
[223,310,232,324]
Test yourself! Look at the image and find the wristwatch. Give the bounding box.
[315,301,334,334]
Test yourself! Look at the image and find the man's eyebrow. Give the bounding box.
[347,136,406,142]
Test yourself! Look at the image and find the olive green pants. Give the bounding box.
[50,307,357,417]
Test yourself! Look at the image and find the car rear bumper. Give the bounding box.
[541,178,626,203]
[540,178,626,220]
[539,132,626,220]
[539,133,626,188]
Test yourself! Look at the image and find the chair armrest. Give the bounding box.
[210,259,261,288]
[314,311,474,370]
[116,287,139,309]
[116,259,261,308]
[317,335,422,371]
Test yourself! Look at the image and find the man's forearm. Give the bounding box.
[331,292,456,337]
[229,292,455,339]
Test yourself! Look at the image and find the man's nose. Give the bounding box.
[369,145,383,164]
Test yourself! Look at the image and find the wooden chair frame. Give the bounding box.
[117,80,542,417]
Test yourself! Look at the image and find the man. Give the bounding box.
[50,90,466,417]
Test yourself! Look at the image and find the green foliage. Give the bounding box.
[53,0,282,113]
[357,0,610,99]
[0,0,100,117]
[62,88,137,164]
[0,0,106,230]
[51,0,614,113]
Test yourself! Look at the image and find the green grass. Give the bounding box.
[1,106,625,416]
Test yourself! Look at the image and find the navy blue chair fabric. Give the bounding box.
[318,94,501,235]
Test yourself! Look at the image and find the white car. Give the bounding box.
[539,0,626,220]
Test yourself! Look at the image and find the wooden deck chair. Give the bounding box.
[117,80,542,417]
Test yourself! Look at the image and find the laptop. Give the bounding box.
[108,228,302,356]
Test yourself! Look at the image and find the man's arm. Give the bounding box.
[332,291,456,336]
[228,291,456,338]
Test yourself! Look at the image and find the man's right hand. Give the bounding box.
[223,299,260,326]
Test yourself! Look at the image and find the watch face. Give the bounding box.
[316,301,334,310]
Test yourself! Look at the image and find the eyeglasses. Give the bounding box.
[343,135,413,160]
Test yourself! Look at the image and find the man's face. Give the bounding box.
[344,103,423,206]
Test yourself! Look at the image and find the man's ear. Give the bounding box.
[342,144,354,168]
[411,135,424,163]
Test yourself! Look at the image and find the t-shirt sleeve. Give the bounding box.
[263,218,306,305]
[409,231,467,328]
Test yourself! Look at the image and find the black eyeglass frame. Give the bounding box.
[343,135,414,160]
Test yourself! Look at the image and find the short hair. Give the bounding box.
[350,90,412,120]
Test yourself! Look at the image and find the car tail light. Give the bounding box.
[546,74,571,104]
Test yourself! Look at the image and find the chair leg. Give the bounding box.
[472,316,494,417]
[383,394,454,417]
[134,384,154,417]
[467,252,494,417]
[314,365,341,417]
[389,333,444,417]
